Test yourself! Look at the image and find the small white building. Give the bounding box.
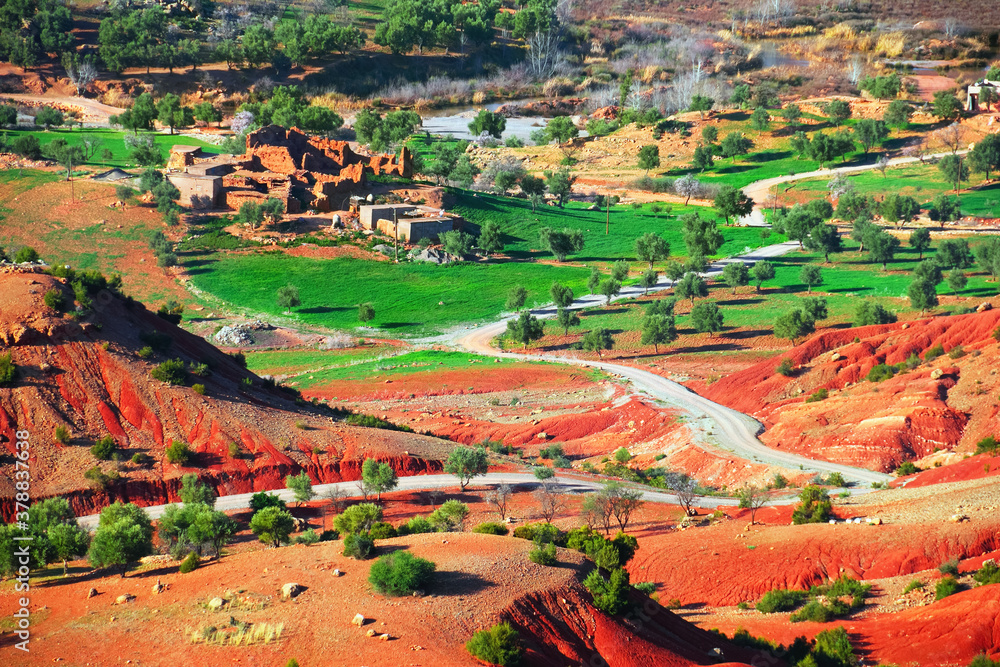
[358,203,462,243]
[967,79,1000,111]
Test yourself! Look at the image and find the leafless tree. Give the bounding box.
[527,29,561,80]
[738,484,768,525]
[534,482,567,523]
[943,18,964,39]
[935,122,963,154]
[674,174,704,205]
[485,483,513,521]
[606,483,644,531]
[669,475,699,516]
[875,155,890,180]
[581,493,613,534]
[846,56,865,85]
[322,486,348,527]
[827,173,854,203]
[66,59,97,97]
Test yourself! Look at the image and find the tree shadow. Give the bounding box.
[298,306,350,314]
[723,328,772,340]
[431,570,495,597]
[379,321,422,329]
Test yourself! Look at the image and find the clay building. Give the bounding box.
[164,126,412,213]
[359,203,462,243]
[968,79,1000,111]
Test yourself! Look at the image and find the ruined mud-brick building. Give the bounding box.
[359,203,463,243]
[165,125,412,212]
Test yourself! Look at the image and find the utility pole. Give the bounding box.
[393,207,398,263]
[605,195,610,235]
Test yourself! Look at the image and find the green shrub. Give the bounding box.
[0,353,16,386]
[84,465,117,489]
[938,558,960,576]
[973,560,1000,585]
[935,575,960,600]
[472,522,509,536]
[825,472,847,487]
[54,425,71,444]
[344,413,414,432]
[866,363,896,382]
[528,543,557,565]
[249,492,286,512]
[633,582,656,596]
[538,444,564,460]
[465,622,523,667]
[343,532,374,560]
[369,522,397,540]
[368,550,436,595]
[139,330,172,352]
[189,362,210,377]
[948,345,966,359]
[812,626,856,667]
[151,358,187,385]
[192,383,206,395]
[583,566,631,614]
[776,358,795,376]
[319,529,339,541]
[165,440,192,466]
[137,346,154,359]
[789,599,833,623]
[295,529,320,546]
[975,436,999,455]
[90,436,117,460]
[131,452,152,465]
[903,579,925,594]
[895,461,920,477]
[179,551,200,573]
[923,343,945,361]
[756,588,806,614]
[805,388,829,403]
[770,473,789,489]
[401,516,434,535]
[792,486,833,524]
[286,660,300,667]
[43,288,66,311]
[968,655,1000,667]
[15,246,40,263]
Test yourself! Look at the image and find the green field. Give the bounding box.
[1,128,221,169]
[554,237,999,350]
[187,252,593,336]
[245,343,401,376]
[451,191,785,264]
[793,162,1000,218]
[286,350,524,388]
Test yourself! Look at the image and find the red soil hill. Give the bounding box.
[0,268,446,520]
[697,310,1000,472]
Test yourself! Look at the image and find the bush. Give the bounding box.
[343,532,374,560]
[369,522,398,540]
[776,358,795,376]
[466,622,523,667]
[401,516,434,535]
[54,425,71,444]
[973,560,1000,585]
[472,522,509,536]
[633,582,656,596]
[903,579,925,594]
[975,436,999,456]
[935,575,960,600]
[528,543,557,565]
[115,184,137,201]
[866,363,896,382]
[924,343,945,361]
[756,588,806,614]
[131,452,152,466]
[192,383,206,395]
[295,529,320,546]
[895,461,920,477]
[789,599,833,623]
[792,486,832,524]
[368,550,436,596]
[151,358,187,385]
[319,529,339,542]
[770,473,789,490]
[969,655,1000,667]
[805,388,828,403]
[938,558,960,577]
[43,288,66,311]
[0,353,15,386]
[583,566,631,614]
[179,551,200,573]
[165,440,192,466]
[90,436,117,460]
[825,472,847,487]
[139,330,172,352]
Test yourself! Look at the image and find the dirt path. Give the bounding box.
[430,242,892,487]
[0,93,123,124]
[739,150,970,225]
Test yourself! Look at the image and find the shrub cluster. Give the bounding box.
[368,551,435,596]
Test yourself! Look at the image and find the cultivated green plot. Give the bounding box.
[1,128,221,169]
[286,350,521,388]
[245,344,400,376]
[451,192,781,263]
[188,253,592,336]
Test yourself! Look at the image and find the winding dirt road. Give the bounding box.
[443,243,892,487]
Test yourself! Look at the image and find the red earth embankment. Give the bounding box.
[696,309,1000,472]
[0,269,447,519]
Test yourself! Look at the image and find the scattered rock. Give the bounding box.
[830,352,842,362]
[151,579,165,595]
[352,613,367,626]
[114,594,135,605]
[207,597,226,610]
[366,628,377,637]
[332,569,342,577]
[977,302,992,312]
[950,514,969,523]
[281,583,305,599]
[930,368,944,380]
[86,588,98,599]
[378,633,391,641]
